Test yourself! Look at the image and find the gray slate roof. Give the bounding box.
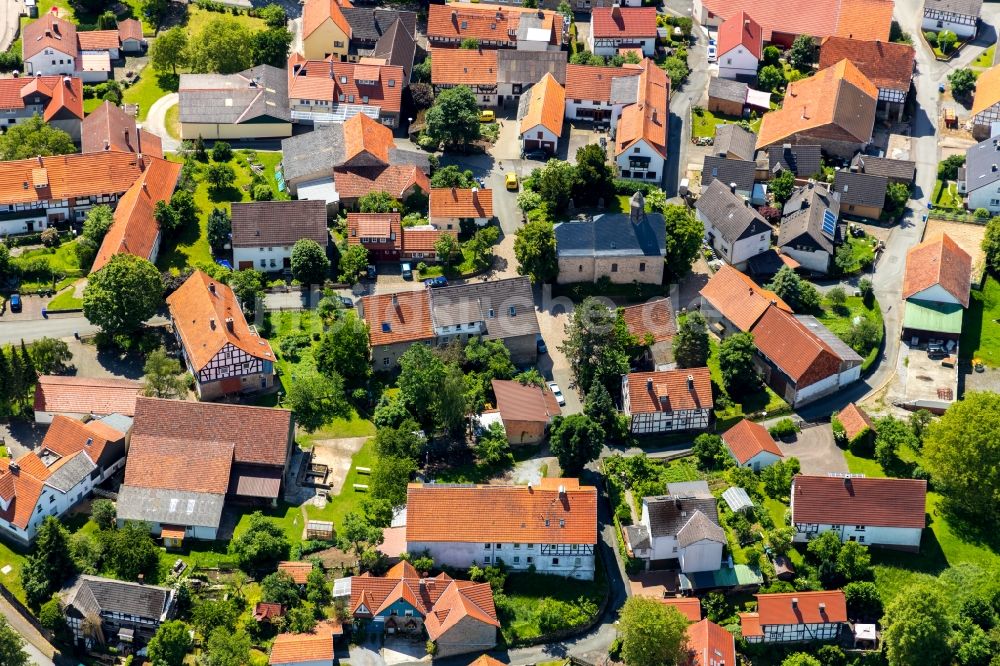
[779,183,841,254]
[962,135,1000,192]
[116,485,225,530]
[496,49,567,86]
[371,18,417,82]
[178,65,290,125]
[833,170,888,208]
[924,0,983,17]
[676,510,727,547]
[696,178,771,244]
[714,124,756,161]
[429,276,540,340]
[62,575,172,621]
[45,452,96,493]
[708,77,748,105]
[342,8,416,44]
[624,524,651,550]
[702,155,756,193]
[795,315,864,363]
[554,212,666,259]
[231,200,329,248]
[611,75,641,106]
[644,495,720,538]
[849,154,916,183]
[667,480,711,497]
[764,144,822,177]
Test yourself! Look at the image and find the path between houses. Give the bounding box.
[144,93,181,153]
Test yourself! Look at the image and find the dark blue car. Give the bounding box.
[424,276,449,288]
[9,293,22,313]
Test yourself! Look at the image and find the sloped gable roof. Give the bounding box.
[33,375,142,417]
[837,402,875,441]
[518,72,565,137]
[792,475,927,529]
[750,306,843,388]
[625,368,713,414]
[819,37,915,92]
[699,264,792,332]
[902,233,972,307]
[722,419,783,464]
[718,11,762,59]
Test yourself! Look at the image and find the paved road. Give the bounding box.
[0,593,58,665]
[0,0,22,53]
[144,92,182,152]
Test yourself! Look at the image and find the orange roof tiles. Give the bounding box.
[343,112,393,164]
[722,419,783,465]
[902,233,972,308]
[624,368,713,415]
[166,270,276,372]
[302,0,352,40]
[620,298,676,345]
[519,72,565,137]
[757,59,878,150]
[699,264,792,332]
[837,402,874,441]
[591,6,657,38]
[739,612,763,637]
[288,57,404,114]
[360,290,434,346]
[660,597,701,622]
[430,188,494,218]
[615,59,669,158]
[333,165,429,200]
[751,306,842,387]
[92,156,182,271]
[425,579,500,640]
[468,656,506,666]
[82,101,162,158]
[124,435,234,495]
[0,76,83,122]
[431,47,498,86]
[565,63,637,103]
[269,621,341,665]
[718,11,762,60]
[76,29,120,51]
[792,475,927,529]
[492,379,561,424]
[0,152,144,206]
[427,3,558,46]
[835,0,895,41]
[687,619,736,666]
[405,480,598,544]
[819,37,915,92]
[972,64,1000,117]
[347,212,402,251]
[278,561,314,584]
[23,12,77,59]
[0,457,45,529]
[402,227,456,253]
[700,0,892,42]
[753,590,848,626]
[40,415,122,465]
[117,19,143,42]
[33,375,143,416]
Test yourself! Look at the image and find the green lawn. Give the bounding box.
[502,565,608,643]
[837,236,876,274]
[164,103,181,140]
[972,44,995,69]
[708,338,789,428]
[815,293,883,370]
[83,97,105,114]
[932,179,961,209]
[48,285,84,311]
[960,274,1000,364]
[158,150,285,271]
[691,108,762,139]
[0,541,27,603]
[302,437,377,529]
[123,70,178,121]
[186,5,266,34]
[12,240,86,292]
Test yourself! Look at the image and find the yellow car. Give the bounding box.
[479,110,496,123]
[505,172,518,190]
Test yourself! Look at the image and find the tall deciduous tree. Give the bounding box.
[514,219,558,283]
[357,191,401,213]
[285,370,350,432]
[147,620,193,666]
[767,266,821,313]
[882,585,953,666]
[228,512,290,572]
[251,28,292,68]
[397,344,446,427]
[291,238,331,286]
[536,159,579,210]
[673,312,709,369]
[434,233,459,265]
[150,27,189,74]
[789,35,817,70]
[425,85,481,148]
[983,216,1000,275]
[207,207,232,254]
[337,511,384,557]
[83,254,163,334]
[206,628,251,666]
[83,205,115,245]
[337,244,368,284]
[315,313,370,387]
[663,204,703,281]
[227,268,265,315]
[0,116,75,161]
[559,298,634,396]
[573,143,614,205]
[617,597,690,666]
[718,332,759,394]
[583,381,628,444]
[770,169,795,204]
[549,414,605,476]
[102,521,161,580]
[187,17,253,74]
[142,347,189,399]
[29,337,71,375]
[370,456,416,507]
[429,165,476,189]
[0,616,29,666]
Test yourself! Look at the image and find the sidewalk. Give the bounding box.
[0,589,59,662]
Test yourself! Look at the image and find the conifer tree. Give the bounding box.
[0,347,10,417]
[19,340,35,389]
[8,345,24,409]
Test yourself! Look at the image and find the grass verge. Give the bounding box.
[960,275,1000,365]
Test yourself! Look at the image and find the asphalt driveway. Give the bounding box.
[776,424,848,475]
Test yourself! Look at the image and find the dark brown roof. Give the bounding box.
[833,170,887,208]
[491,379,560,424]
[230,201,329,248]
[792,475,927,528]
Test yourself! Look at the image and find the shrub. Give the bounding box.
[278,332,312,361]
[924,31,937,45]
[768,418,800,439]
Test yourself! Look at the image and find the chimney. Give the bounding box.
[687,375,694,390]
[744,18,750,30]
[135,123,143,154]
[800,106,808,120]
[472,187,479,203]
[137,573,144,585]
[729,182,737,194]
[612,3,621,21]
[37,155,43,166]
[783,143,792,151]
[8,462,19,474]
[63,76,71,87]
[225,317,234,332]
[791,597,799,609]
[124,127,131,150]
[646,377,653,390]
[103,139,110,150]
[819,602,827,611]
[85,438,93,448]
[391,293,399,309]
[558,484,566,495]
[451,9,457,22]
[209,283,216,295]
[210,318,216,330]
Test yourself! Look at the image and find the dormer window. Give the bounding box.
[508,306,516,317]
[388,79,395,87]
[340,76,347,84]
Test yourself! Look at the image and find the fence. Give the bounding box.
[0,582,56,646]
[928,208,982,223]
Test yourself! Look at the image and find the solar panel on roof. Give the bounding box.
[822,209,837,237]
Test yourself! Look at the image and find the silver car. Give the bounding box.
[547,381,566,406]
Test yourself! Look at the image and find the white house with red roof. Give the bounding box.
[22,11,126,82]
[0,76,83,147]
[717,12,762,80]
[722,419,783,471]
[791,475,927,550]
[621,368,713,434]
[588,6,657,57]
[740,591,847,643]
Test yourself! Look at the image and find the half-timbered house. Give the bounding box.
[587,6,657,57]
[61,575,174,651]
[621,368,713,434]
[166,270,276,400]
[431,47,499,107]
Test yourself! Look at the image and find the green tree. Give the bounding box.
[315,314,370,386]
[21,518,76,608]
[719,332,759,394]
[789,35,817,70]
[843,581,882,620]
[259,4,287,28]
[285,370,350,432]
[227,268,265,314]
[559,298,634,395]
[357,190,401,213]
[537,159,579,210]
[834,243,855,274]
[768,526,796,555]
[836,540,872,582]
[762,45,781,66]
[252,27,293,68]
[767,266,820,313]
[188,16,253,74]
[337,511,384,557]
[434,232,459,265]
[782,655,821,666]
[142,347,189,399]
[373,393,415,430]
[617,597,690,666]
[475,422,514,468]
[514,219,558,283]
[938,154,966,180]
[673,312,710,369]
[260,571,300,607]
[192,598,240,637]
[573,143,615,205]
[430,165,476,189]
[291,238,331,285]
[140,0,169,27]
[662,56,689,85]
[770,169,796,204]
[436,363,468,434]
[29,337,72,375]
[38,595,66,634]
[937,30,957,54]
[91,499,117,531]
[306,566,331,608]
[337,244,368,284]
[663,204,702,280]
[882,585,953,666]
[460,37,480,49]
[206,628,251,666]
[583,381,628,444]
[150,27,189,74]
[397,344,446,426]
[284,605,318,633]
[0,616,28,666]
[0,115,75,161]
[425,86,481,149]
[147,620,193,666]
[370,456,416,506]
[153,199,181,236]
[103,521,161,580]
[827,286,847,309]
[983,216,1000,275]
[757,64,786,92]
[806,529,842,564]
[761,457,800,499]
[229,512,291,572]
[83,205,115,245]
[885,182,911,217]
[373,420,423,460]
[874,415,918,477]
[211,141,232,163]
[466,225,500,271]
[0,243,10,282]
[205,162,236,194]
[845,317,881,356]
[923,392,1000,528]
[550,414,605,476]
[692,433,729,470]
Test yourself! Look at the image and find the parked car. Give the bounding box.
[536,334,547,354]
[479,110,495,123]
[366,264,376,279]
[9,293,22,313]
[707,44,717,62]
[547,381,565,406]
[401,262,413,280]
[339,296,354,308]
[505,172,519,190]
[523,150,547,161]
[424,276,449,288]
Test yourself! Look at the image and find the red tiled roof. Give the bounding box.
[43,75,84,123]
[591,7,657,38]
[0,76,83,122]
[491,379,561,424]
[82,101,162,158]
[739,612,763,637]
[40,415,123,465]
[620,298,676,344]
[402,227,456,253]
[700,0,891,42]
[425,579,500,640]
[165,270,276,371]
[269,621,342,665]
[836,402,874,441]
[254,602,283,621]
[117,19,143,42]
[347,213,402,251]
[750,305,842,388]
[23,13,77,60]
[718,11,762,60]
[288,57,404,115]
[333,164,429,200]
[431,47,498,86]
[902,232,972,308]
[624,368,714,415]
[124,434,234,495]
[565,63,637,103]
[427,3,558,46]
[278,561,314,585]
[429,188,494,218]
[699,264,792,332]
[687,619,736,666]
[92,156,181,271]
[0,457,45,529]
[360,290,434,346]
[753,590,848,626]
[405,480,598,544]
[0,152,143,207]
[343,112,393,164]
[835,0,894,41]
[34,375,142,416]
[614,59,669,158]
[722,419,783,465]
[660,597,701,622]
[302,0,352,40]
[519,72,565,137]
[468,657,506,666]
[76,29,120,51]
[792,475,927,529]
[819,37,915,92]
